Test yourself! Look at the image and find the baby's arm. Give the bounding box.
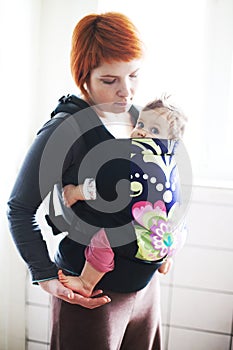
[63,178,96,207]
[62,184,84,207]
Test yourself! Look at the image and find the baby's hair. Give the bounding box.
[142,94,188,139]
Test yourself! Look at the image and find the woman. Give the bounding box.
[7,12,163,350]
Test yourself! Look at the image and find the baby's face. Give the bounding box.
[131,109,170,138]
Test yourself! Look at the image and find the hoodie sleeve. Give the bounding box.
[7,115,79,282]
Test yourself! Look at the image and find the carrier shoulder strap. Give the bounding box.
[45,94,139,235]
[45,94,88,235]
[51,94,90,118]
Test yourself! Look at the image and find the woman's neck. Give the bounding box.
[82,97,134,138]
[95,110,134,138]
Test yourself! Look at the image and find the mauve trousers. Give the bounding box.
[50,273,162,350]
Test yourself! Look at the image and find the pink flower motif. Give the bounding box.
[132,200,186,258]
[150,220,176,257]
[132,200,167,229]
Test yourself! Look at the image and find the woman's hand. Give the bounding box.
[62,184,84,207]
[39,279,111,309]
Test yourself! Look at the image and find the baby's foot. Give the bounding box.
[158,258,173,275]
[58,270,92,297]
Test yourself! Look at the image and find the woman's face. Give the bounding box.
[86,59,142,113]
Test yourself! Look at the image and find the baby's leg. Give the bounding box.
[85,228,114,272]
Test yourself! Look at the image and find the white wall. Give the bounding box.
[0,1,41,349]
[31,0,99,133]
[160,186,233,350]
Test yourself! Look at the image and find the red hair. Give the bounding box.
[70,12,144,98]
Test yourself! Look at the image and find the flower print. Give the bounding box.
[132,200,167,230]
[132,200,186,261]
[150,220,177,258]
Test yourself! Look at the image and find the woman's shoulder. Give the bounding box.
[51,94,90,118]
[36,95,90,136]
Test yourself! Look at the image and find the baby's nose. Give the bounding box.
[137,129,147,137]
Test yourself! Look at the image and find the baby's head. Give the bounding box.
[131,94,187,139]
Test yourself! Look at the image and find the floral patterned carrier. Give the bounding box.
[130,138,187,262]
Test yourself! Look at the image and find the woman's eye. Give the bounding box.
[151,127,160,134]
[102,79,116,85]
[137,121,144,129]
[130,74,138,79]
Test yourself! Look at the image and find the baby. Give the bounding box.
[58,94,187,296]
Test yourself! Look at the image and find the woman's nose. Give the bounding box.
[117,80,131,97]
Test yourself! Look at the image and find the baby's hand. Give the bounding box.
[158,258,173,275]
[62,184,84,207]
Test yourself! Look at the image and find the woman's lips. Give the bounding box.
[114,101,129,107]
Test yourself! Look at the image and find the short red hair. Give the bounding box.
[70,12,144,98]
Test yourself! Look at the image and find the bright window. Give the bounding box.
[98,0,233,188]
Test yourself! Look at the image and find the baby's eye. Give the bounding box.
[151,127,160,135]
[137,121,144,129]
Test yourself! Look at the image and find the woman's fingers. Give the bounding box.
[59,291,111,308]
[39,279,111,309]
[57,286,111,308]
[91,289,104,297]
[39,279,74,299]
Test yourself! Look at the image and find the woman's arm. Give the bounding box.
[7,115,111,307]
[7,116,78,282]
